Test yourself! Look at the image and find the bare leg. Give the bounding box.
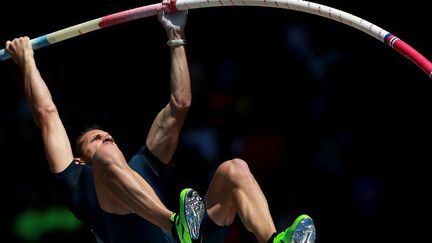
[205,158,276,243]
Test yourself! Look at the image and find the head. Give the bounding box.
[75,125,117,164]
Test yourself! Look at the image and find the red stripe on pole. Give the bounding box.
[99,4,162,28]
[393,39,432,77]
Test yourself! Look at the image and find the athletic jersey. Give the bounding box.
[51,146,177,243]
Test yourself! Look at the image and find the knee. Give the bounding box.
[217,158,254,186]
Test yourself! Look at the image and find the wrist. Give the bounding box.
[166,31,186,47]
[167,39,187,47]
[166,29,185,40]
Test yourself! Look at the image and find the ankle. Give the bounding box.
[266,232,278,243]
[170,213,180,241]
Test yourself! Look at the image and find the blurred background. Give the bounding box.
[1,0,431,242]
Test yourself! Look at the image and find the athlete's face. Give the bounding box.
[79,129,117,164]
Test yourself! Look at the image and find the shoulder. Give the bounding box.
[50,161,93,189]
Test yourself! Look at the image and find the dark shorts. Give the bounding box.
[200,210,230,243]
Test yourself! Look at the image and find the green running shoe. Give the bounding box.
[274,214,316,243]
[170,188,205,243]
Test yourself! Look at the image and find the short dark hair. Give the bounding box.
[74,124,103,157]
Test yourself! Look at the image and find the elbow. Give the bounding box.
[172,95,191,111]
[179,95,192,109]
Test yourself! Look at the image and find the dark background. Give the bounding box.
[1,0,431,242]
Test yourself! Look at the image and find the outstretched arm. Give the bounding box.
[6,37,73,173]
[146,7,191,164]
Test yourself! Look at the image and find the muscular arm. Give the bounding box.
[146,11,191,164]
[7,37,73,172]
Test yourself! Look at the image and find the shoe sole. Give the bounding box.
[180,188,205,240]
[288,214,316,243]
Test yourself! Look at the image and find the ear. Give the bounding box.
[73,157,86,165]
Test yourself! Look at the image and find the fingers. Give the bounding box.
[159,0,171,13]
[4,36,32,64]
[5,39,17,53]
[162,0,171,7]
[5,40,11,50]
[6,36,30,49]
